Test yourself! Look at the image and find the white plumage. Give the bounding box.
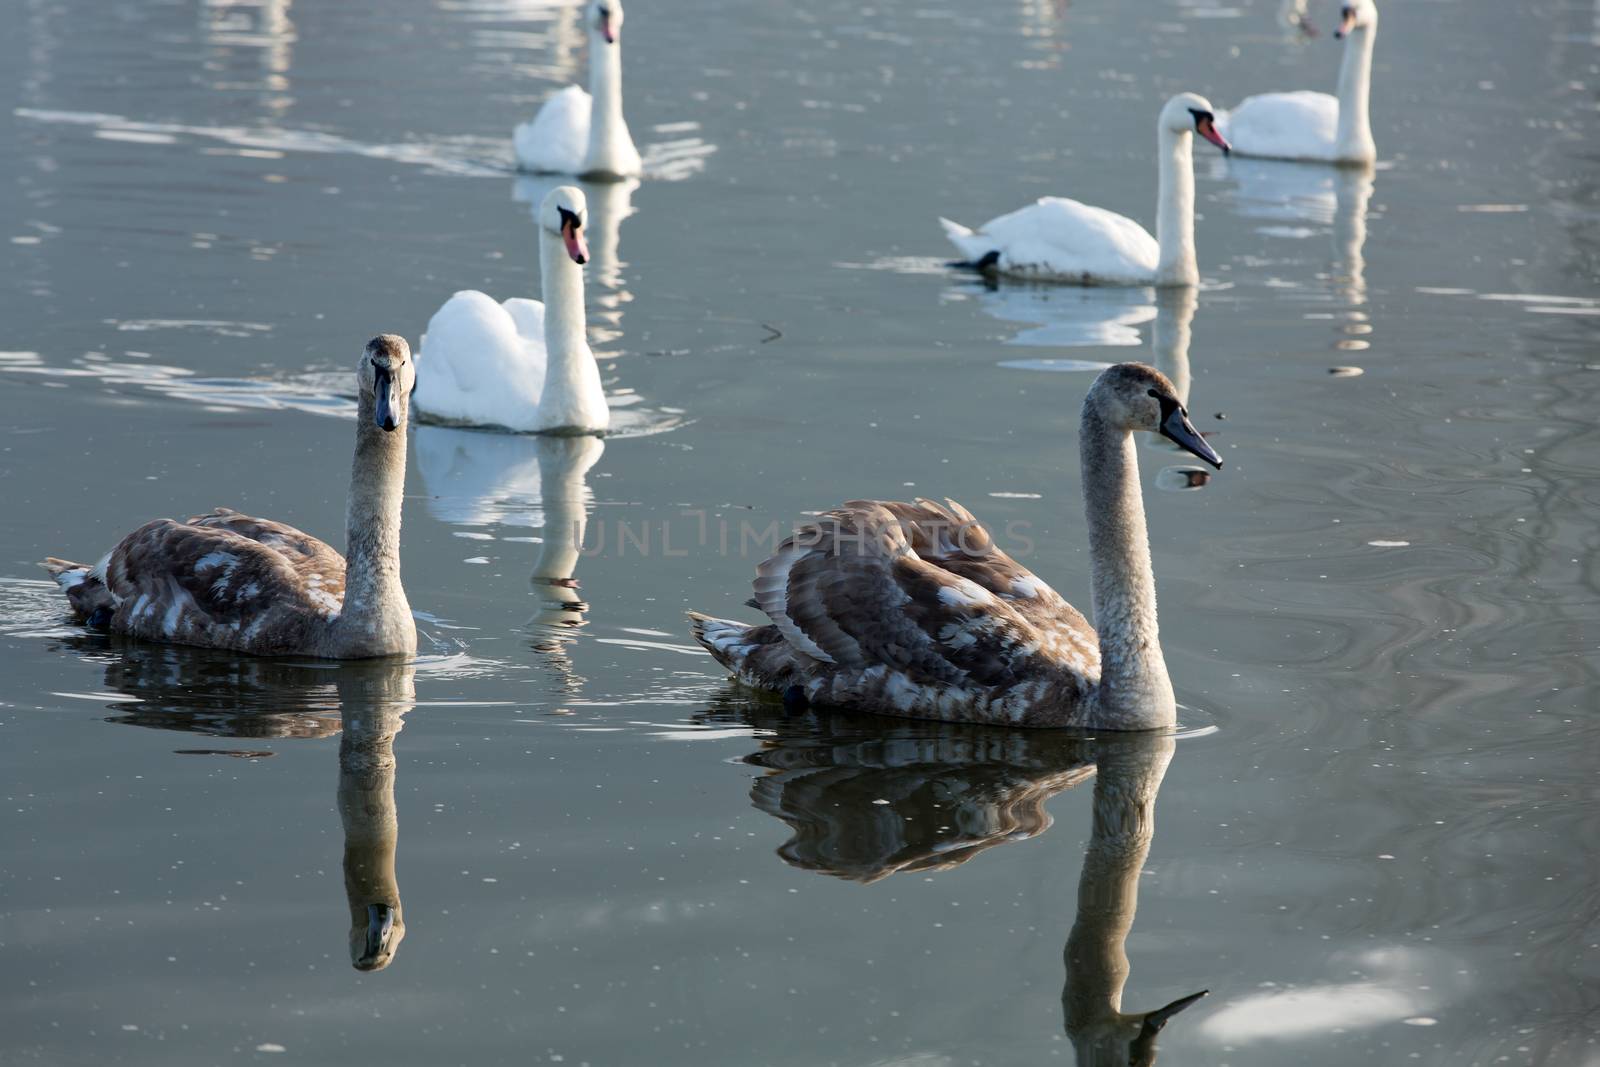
[416,186,609,434]
[513,0,642,178]
[938,93,1231,288]
[514,85,593,177]
[1216,0,1378,164]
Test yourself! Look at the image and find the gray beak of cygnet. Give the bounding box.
[1159,406,1222,469]
[373,366,399,432]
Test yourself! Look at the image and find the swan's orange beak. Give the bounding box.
[562,218,589,265]
[1335,5,1357,38]
[599,12,616,43]
[1197,115,1231,156]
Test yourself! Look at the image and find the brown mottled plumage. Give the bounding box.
[691,362,1224,730]
[43,335,417,660]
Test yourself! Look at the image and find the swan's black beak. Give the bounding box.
[374,366,399,432]
[1159,405,1222,469]
[1335,4,1357,38]
[353,903,396,971]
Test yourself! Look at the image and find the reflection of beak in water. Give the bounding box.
[514,174,638,344]
[707,705,1207,1063]
[337,664,416,972]
[1155,466,1213,492]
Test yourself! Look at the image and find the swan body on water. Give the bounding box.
[514,0,642,178]
[690,363,1223,730]
[416,186,609,434]
[940,94,1231,288]
[1217,1,1378,164]
[43,337,418,659]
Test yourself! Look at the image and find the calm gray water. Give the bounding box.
[2,0,1598,1063]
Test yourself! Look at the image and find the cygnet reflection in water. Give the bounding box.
[704,705,1209,1064]
[58,642,417,973]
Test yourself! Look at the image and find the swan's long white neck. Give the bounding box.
[332,401,413,656]
[583,36,634,175]
[1154,127,1199,287]
[1079,402,1177,729]
[536,230,608,432]
[1335,18,1378,163]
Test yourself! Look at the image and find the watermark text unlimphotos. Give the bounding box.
[557,510,1037,560]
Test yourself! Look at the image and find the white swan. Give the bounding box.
[416,186,609,434]
[43,336,418,659]
[940,93,1231,288]
[513,0,642,179]
[1217,1,1378,164]
[690,362,1223,730]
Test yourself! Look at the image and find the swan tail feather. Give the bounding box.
[689,612,755,670]
[939,217,998,269]
[41,557,113,620]
[689,611,808,693]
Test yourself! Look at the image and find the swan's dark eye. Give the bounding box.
[1147,388,1160,398]
[557,205,581,230]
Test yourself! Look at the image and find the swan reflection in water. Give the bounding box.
[58,639,415,972]
[1220,159,1376,337]
[714,706,1208,1064]
[413,430,605,685]
[976,280,1213,491]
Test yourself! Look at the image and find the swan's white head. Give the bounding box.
[1161,92,1231,155]
[1086,363,1222,469]
[589,0,623,44]
[1335,0,1377,38]
[360,334,414,434]
[539,186,590,265]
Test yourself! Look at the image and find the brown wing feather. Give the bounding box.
[187,507,347,598]
[99,515,344,652]
[753,500,1097,690]
[896,498,1096,649]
